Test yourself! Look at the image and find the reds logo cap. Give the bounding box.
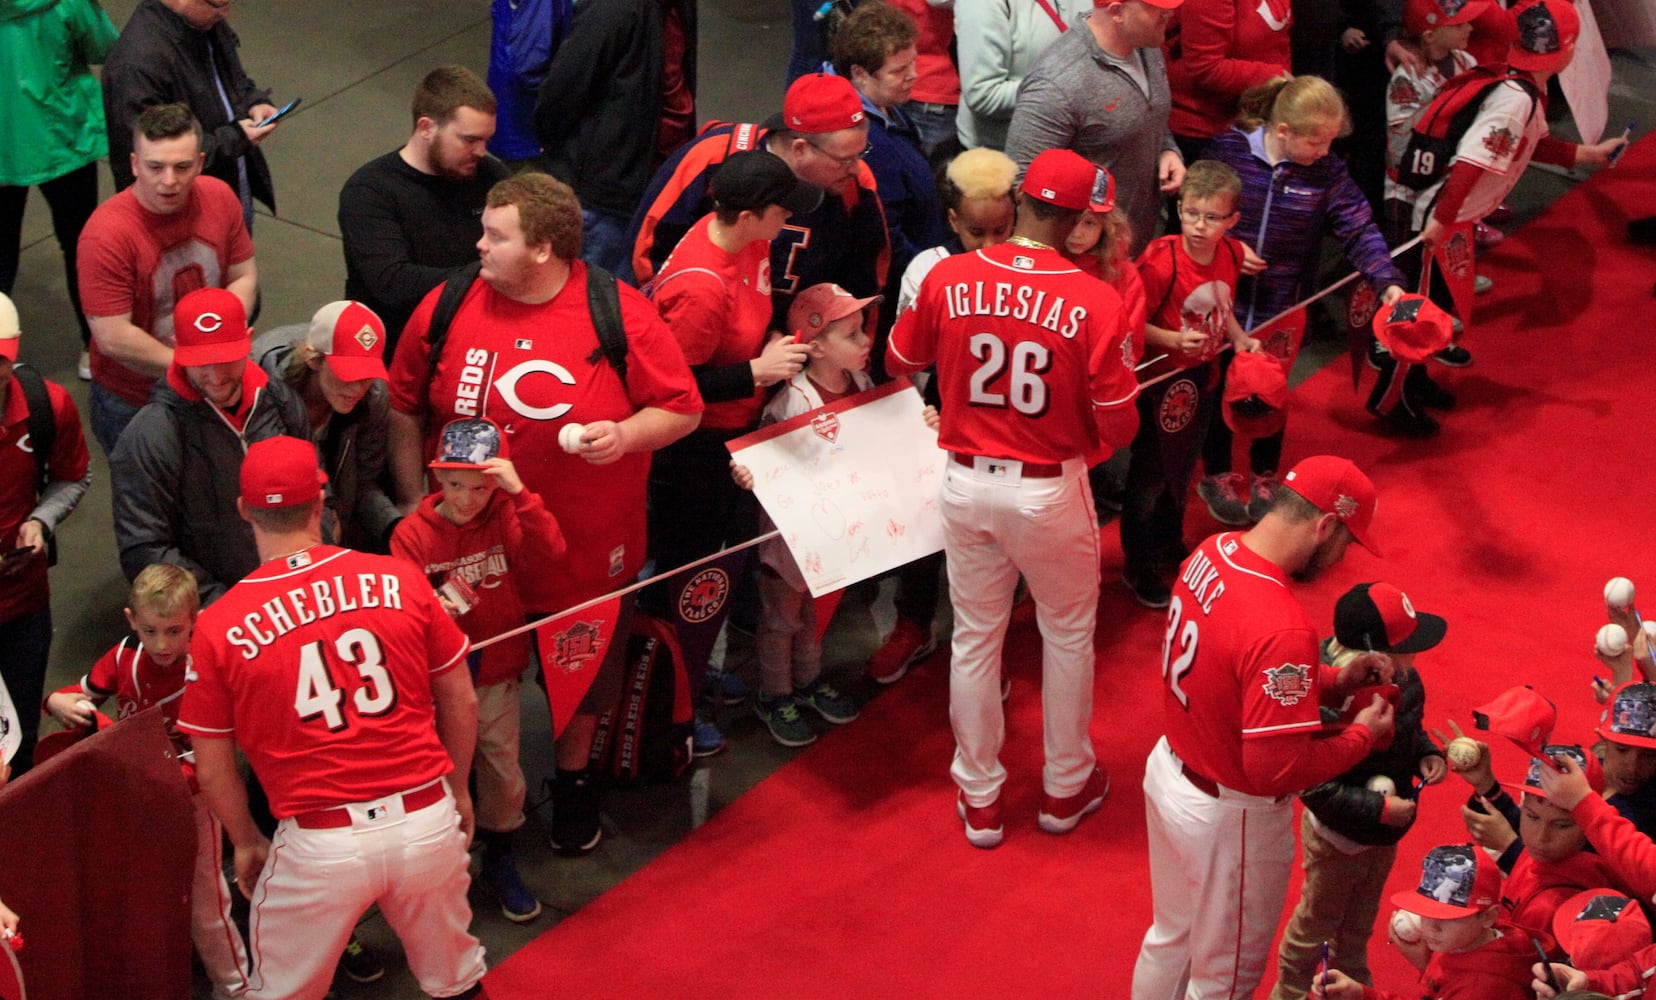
[1372,294,1453,365]
[0,291,18,361]
[1553,891,1654,970]
[173,288,250,367]
[1404,0,1491,35]
[1392,844,1500,919]
[1599,682,1656,750]
[787,283,882,344]
[1280,455,1380,554]
[306,300,389,383]
[778,73,866,134]
[430,416,510,470]
[1333,581,1447,654]
[1021,150,1108,212]
[1508,0,1579,72]
[241,436,328,509]
[1221,351,1288,438]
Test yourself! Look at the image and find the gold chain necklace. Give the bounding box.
[1006,235,1054,252]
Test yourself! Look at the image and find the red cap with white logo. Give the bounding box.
[173,288,250,367]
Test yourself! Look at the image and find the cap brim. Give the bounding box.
[428,460,490,471]
[1599,725,1656,750]
[325,355,390,383]
[1390,888,1482,920]
[1442,0,1493,23]
[0,338,18,361]
[1386,611,1447,653]
[175,341,249,367]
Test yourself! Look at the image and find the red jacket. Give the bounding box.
[1358,923,1539,999]
[1165,0,1293,140]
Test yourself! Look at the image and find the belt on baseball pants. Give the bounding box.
[950,452,1063,478]
[292,780,447,829]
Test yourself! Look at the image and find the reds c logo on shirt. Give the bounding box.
[1262,663,1313,706]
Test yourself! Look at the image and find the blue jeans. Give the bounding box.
[903,101,959,158]
[580,207,633,277]
[90,381,143,457]
[0,608,52,773]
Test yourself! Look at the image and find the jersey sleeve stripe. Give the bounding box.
[1092,390,1138,408]
[176,721,234,736]
[430,637,472,675]
[1242,719,1322,736]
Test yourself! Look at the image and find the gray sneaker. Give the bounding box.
[1196,472,1250,526]
[755,692,817,747]
[794,679,860,724]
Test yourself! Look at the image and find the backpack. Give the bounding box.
[424,260,629,386]
[1395,67,1542,192]
[12,363,58,566]
[587,612,694,785]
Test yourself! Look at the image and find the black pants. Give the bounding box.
[1122,371,1215,577]
[0,163,98,346]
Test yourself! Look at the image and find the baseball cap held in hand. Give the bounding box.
[1372,294,1453,365]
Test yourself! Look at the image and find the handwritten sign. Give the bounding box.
[728,378,947,598]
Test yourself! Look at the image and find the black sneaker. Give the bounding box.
[1121,569,1172,609]
[1369,404,1440,439]
[549,769,602,857]
[339,935,385,983]
[1414,376,1456,411]
[1432,344,1472,367]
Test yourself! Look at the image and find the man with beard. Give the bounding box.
[339,66,510,356]
[1131,454,1396,1000]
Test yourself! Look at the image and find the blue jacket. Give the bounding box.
[1205,125,1407,330]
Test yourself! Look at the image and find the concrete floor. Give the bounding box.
[4,0,1651,994]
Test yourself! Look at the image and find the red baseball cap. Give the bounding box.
[0,291,18,360]
[32,709,115,766]
[1599,682,1656,749]
[1508,0,1579,72]
[1096,0,1185,10]
[1404,0,1491,35]
[1222,351,1288,438]
[1022,150,1113,212]
[1372,294,1453,364]
[1553,891,1653,969]
[174,288,250,367]
[1501,742,1605,799]
[781,73,866,134]
[1280,455,1380,554]
[1334,582,1447,654]
[1473,685,1556,758]
[241,436,327,509]
[788,283,881,343]
[1392,844,1501,919]
[430,417,510,470]
[307,301,389,382]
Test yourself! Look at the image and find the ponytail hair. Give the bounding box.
[1235,75,1351,138]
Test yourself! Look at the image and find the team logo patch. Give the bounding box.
[1158,379,1199,434]
[1442,229,1474,279]
[1262,663,1313,706]
[550,620,606,673]
[514,338,532,350]
[1334,494,1360,519]
[811,410,840,443]
[1482,125,1518,159]
[677,568,730,624]
[353,324,378,352]
[1346,282,1378,331]
[608,544,626,578]
[193,311,224,333]
[1388,78,1419,106]
[1012,255,1035,270]
[284,550,312,569]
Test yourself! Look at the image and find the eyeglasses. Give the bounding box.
[1179,207,1235,226]
[805,138,871,169]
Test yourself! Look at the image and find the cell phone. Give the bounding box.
[0,546,37,564]
[253,97,301,127]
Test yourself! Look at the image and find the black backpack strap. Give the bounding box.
[1150,239,1179,321]
[425,261,484,383]
[584,265,630,386]
[12,363,53,492]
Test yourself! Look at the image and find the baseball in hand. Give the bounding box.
[1605,576,1636,610]
[558,423,587,454]
[75,699,96,717]
[1446,737,1483,770]
[1598,623,1630,657]
[1366,774,1397,796]
[1390,909,1422,944]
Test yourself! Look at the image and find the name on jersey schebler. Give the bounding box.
[222,573,405,659]
[939,280,1089,339]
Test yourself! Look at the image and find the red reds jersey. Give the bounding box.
[0,374,89,620]
[388,262,701,611]
[649,214,773,431]
[76,178,254,406]
[886,242,1138,464]
[60,637,190,750]
[177,545,470,818]
[1161,531,1324,796]
[1136,234,1245,376]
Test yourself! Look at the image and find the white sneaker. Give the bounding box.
[77,350,91,381]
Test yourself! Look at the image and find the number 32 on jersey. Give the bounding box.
[295,627,398,731]
[1161,596,1198,709]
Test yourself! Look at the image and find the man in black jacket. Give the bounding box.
[532,0,697,274]
[101,0,282,230]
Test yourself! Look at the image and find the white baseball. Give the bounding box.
[1606,576,1636,610]
[1390,909,1422,944]
[1447,737,1483,770]
[558,422,587,454]
[1598,623,1630,656]
[1367,774,1397,796]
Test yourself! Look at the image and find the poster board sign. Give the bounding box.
[728,378,947,598]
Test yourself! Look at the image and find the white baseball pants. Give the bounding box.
[943,457,1099,805]
[1132,737,1295,1000]
[193,792,250,999]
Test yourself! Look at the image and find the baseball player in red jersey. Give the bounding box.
[180,437,485,1000]
[1131,455,1397,1000]
[887,149,1139,848]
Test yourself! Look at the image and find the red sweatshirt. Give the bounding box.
[1358,923,1538,999]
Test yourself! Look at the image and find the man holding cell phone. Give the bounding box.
[102,0,288,230]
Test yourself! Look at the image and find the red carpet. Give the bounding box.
[486,138,1656,998]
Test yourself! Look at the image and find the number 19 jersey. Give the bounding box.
[887,243,1138,464]
[178,545,471,818]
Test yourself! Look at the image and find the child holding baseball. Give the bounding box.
[391,416,566,921]
[1271,582,1448,999]
[44,564,249,1000]
[1311,844,1534,999]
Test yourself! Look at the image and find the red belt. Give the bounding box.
[292,780,446,829]
[950,452,1063,478]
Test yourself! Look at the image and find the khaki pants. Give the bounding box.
[1270,809,1397,999]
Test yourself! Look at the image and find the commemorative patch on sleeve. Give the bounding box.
[1262,663,1313,706]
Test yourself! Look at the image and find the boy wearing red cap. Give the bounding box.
[1313,844,1535,999]
[1535,892,1656,997]
[391,417,566,922]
